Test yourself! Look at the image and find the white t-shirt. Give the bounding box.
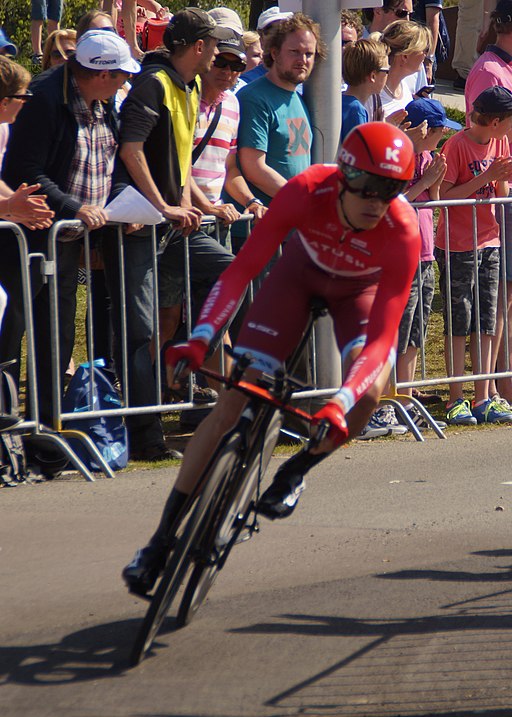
[380,79,414,118]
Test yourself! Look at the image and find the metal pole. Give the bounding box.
[303,0,343,395]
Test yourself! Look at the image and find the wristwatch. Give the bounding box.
[244,197,264,209]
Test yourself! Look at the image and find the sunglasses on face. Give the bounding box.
[342,165,407,202]
[5,89,33,102]
[213,56,246,73]
[392,8,411,18]
[51,48,74,59]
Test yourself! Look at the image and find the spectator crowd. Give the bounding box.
[2,1,512,475]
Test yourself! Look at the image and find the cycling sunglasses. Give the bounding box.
[213,56,246,73]
[341,165,407,202]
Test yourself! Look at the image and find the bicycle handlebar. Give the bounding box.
[173,358,334,447]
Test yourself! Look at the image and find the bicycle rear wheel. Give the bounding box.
[129,433,242,666]
[176,411,283,627]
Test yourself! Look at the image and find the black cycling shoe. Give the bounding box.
[257,471,306,520]
[122,543,168,596]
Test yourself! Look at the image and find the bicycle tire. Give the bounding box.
[176,411,283,627]
[129,432,241,666]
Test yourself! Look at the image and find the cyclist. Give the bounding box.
[123,122,421,595]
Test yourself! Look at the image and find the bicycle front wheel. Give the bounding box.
[130,431,243,666]
[177,411,283,627]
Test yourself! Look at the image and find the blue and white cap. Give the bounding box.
[76,30,141,74]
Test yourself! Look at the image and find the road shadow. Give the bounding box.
[231,548,512,715]
[377,547,512,583]
[0,616,178,684]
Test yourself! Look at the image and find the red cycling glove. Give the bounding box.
[312,401,349,448]
[165,339,208,373]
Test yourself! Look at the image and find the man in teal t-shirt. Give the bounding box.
[224,12,325,248]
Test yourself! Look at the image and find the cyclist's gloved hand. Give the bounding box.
[312,401,349,448]
[165,339,208,374]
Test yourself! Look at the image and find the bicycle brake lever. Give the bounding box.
[173,358,189,384]
[309,418,330,449]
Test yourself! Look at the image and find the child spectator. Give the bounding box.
[436,86,512,425]
[396,98,461,428]
[341,38,390,141]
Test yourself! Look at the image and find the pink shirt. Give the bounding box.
[465,49,512,123]
[409,151,434,261]
[436,129,509,252]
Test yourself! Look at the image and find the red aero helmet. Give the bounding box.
[338,122,415,182]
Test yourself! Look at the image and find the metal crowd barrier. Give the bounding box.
[5,195,512,478]
[0,222,114,482]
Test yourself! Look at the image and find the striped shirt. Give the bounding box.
[192,89,239,204]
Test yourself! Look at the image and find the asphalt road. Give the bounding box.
[2,427,512,717]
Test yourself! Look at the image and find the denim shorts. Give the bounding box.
[435,246,500,336]
[157,227,233,310]
[397,261,435,354]
[31,0,63,21]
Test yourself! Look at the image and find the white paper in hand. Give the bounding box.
[105,186,164,225]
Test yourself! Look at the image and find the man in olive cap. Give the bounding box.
[103,8,236,461]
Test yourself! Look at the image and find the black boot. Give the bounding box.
[122,489,188,595]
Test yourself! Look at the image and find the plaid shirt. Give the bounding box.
[61,77,117,240]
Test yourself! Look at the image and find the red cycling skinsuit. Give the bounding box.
[192,164,421,415]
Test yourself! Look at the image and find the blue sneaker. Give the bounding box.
[446,399,477,426]
[472,398,512,424]
[357,405,408,440]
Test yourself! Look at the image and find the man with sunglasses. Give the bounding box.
[123,122,421,594]
[362,0,412,36]
[190,32,267,230]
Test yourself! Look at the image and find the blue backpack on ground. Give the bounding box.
[62,360,128,471]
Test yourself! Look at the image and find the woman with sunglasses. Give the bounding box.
[124,122,421,594]
[41,29,77,71]
[0,55,53,332]
[372,20,432,133]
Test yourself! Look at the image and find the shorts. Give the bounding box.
[31,0,63,22]
[434,246,500,336]
[157,227,233,312]
[496,189,512,282]
[397,261,435,354]
[234,232,378,373]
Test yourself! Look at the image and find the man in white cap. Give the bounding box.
[208,6,244,35]
[236,5,293,87]
[0,30,140,469]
